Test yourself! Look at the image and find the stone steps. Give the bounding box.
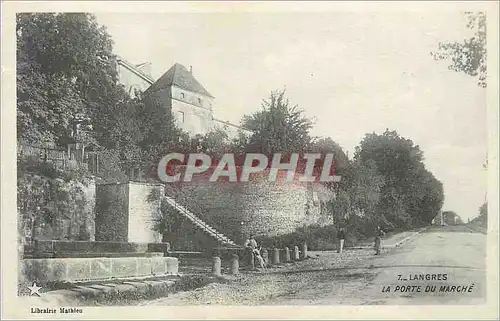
[163,195,238,246]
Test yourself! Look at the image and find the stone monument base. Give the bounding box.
[19,256,179,288]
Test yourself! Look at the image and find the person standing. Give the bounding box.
[243,234,258,267]
[244,234,258,250]
[337,228,346,253]
[374,226,385,255]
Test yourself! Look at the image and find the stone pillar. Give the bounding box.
[166,257,179,274]
[212,256,221,276]
[262,249,269,266]
[272,248,280,265]
[284,247,291,262]
[289,247,295,261]
[294,246,300,261]
[301,242,308,260]
[230,254,239,275]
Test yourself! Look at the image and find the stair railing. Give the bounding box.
[163,183,234,245]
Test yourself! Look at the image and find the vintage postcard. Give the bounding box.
[1,1,499,319]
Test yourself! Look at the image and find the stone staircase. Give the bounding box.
[162,195,239,247]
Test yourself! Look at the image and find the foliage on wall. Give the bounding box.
[17,158,92,243]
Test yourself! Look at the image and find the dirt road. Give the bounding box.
[359,225,486,305]
[139,226,486,305]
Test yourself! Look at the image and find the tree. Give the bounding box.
[442,211,463,225]
[242,89,314,157]
[477,202,488,227]
[308,137,349,175]
[324,157,389,238]
[411,168,444,226]
[240,89,352,185]
[16,68,86,146]
[431,12,487,88]
[355,129,425,190]
[349,160,386,220]
[183,128,233,161]
[354,129,444,228]
[16,13,118,147]
[468,202,487,230]
[479,202,487,219]
[81,86,185,181]
[16,13,194,183]
[102,92,184,179]
[328,160,385,220]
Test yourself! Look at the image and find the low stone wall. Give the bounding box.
[19,256,179,287]
[30,240,149,253]
[25,241,171,258]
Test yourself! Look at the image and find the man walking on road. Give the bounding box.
[337,228,346,253]
[374,226,385,255]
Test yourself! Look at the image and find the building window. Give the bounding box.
[178,111,185,123]
[180,92,185,99]
[198,98,202,104]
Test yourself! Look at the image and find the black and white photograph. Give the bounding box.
[1,1,498,319]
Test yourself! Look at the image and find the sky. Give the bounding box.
[95,9,487,221]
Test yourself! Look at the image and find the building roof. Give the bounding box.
[116,56,155,84]
[147,63,214,98]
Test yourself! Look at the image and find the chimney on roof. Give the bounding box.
[189,66,193,74]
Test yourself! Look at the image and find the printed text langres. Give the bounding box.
[157,153,342,183]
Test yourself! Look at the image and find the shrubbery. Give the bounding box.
[258,218,405,251]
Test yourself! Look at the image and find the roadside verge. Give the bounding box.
[348,227,429,250]
[21,274,225,306]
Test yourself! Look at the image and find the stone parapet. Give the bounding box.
[24,241,171,258]
[30,240,152,253]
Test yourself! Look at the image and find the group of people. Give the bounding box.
[243,234,267,269]
[243,225,386,270]
[337,225,386,255]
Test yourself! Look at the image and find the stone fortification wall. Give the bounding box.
[167,175,334,245]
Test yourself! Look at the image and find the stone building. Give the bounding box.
[115,56,251,138]
[116,56,155,97]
